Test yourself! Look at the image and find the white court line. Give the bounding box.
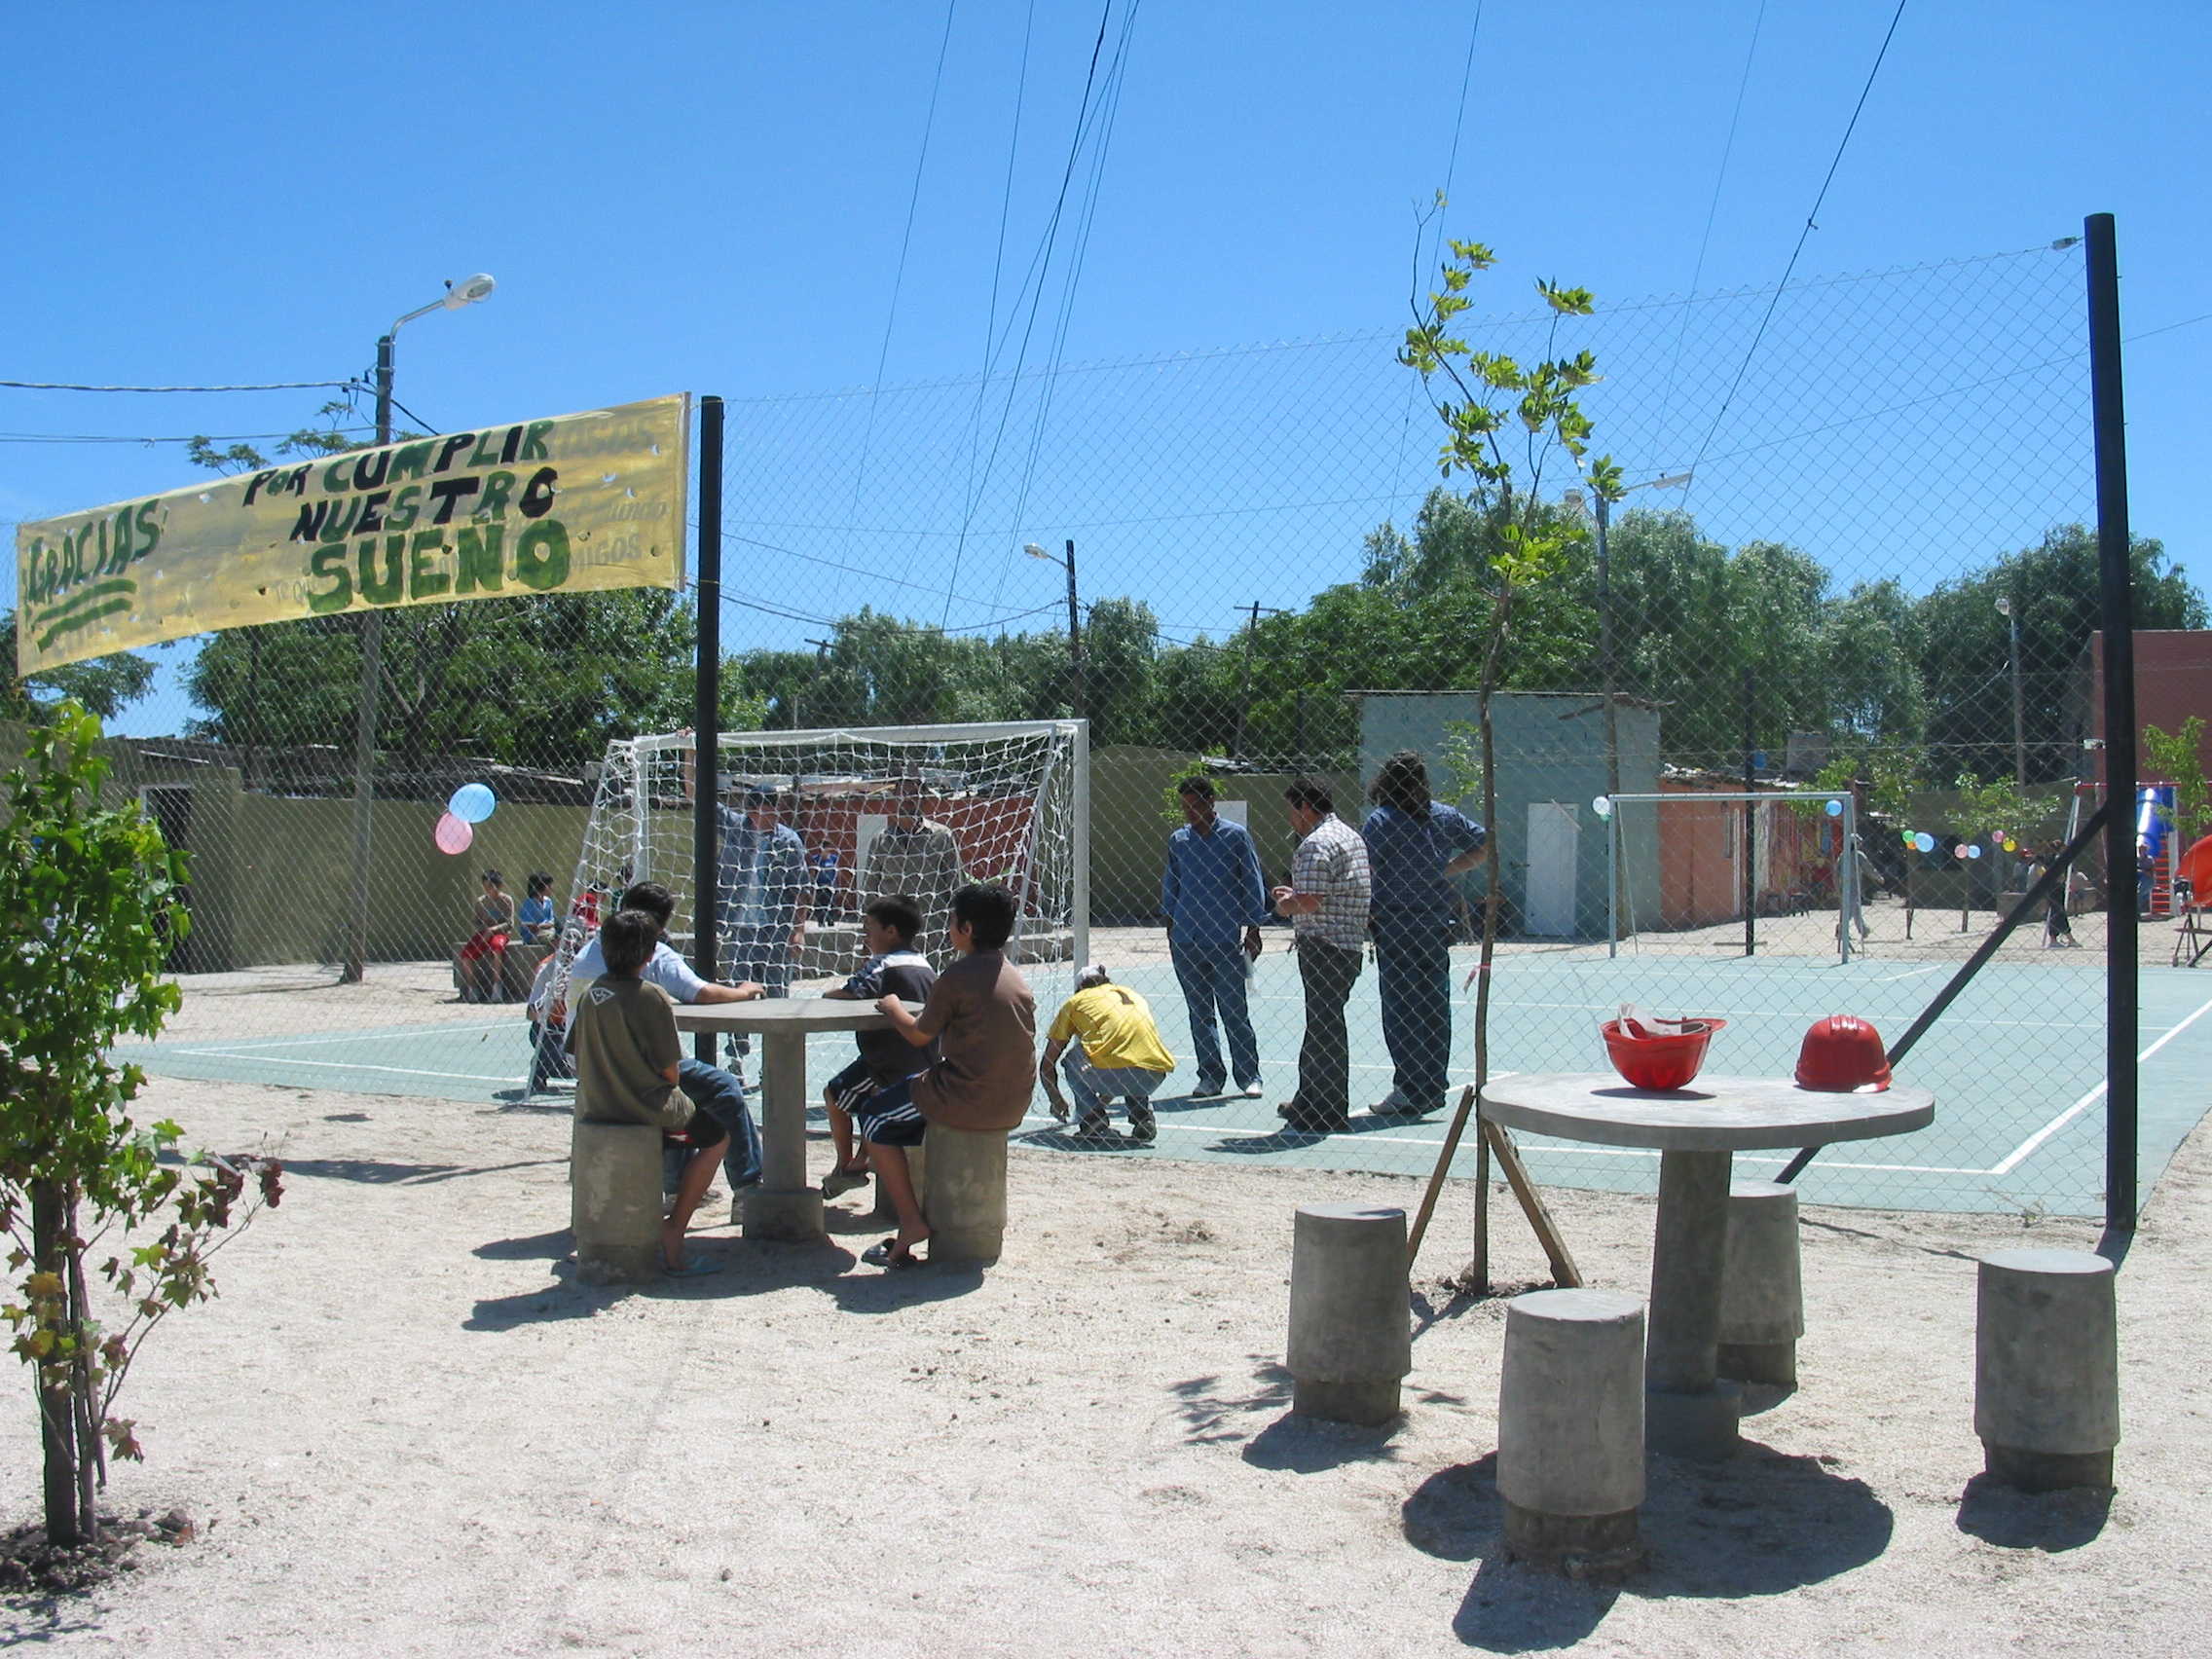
[1990,988,2212,1175]
[147,1052,520,1086]
[1874,966,1946,982]
[153,1021,512,1054]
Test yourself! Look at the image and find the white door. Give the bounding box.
[1216,799,1248,827]
[1526,801,1581,936]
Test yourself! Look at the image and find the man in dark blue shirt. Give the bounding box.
[1361,750,1487,1118]
[1161,775,1269,1097]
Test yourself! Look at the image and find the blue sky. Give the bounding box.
[3,2,2205,731]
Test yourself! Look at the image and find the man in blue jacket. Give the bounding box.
[1161,775,1269,1098]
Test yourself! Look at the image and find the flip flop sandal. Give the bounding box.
[862,1239,926,1270]
[663,1256,724,1278]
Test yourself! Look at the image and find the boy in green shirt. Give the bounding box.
[570,909,727,1276]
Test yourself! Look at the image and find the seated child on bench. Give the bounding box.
[860,883,1036,1269]
[818,895,938,1198]
[569,909,727,1276]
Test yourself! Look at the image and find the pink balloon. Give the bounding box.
[433,812,473,855]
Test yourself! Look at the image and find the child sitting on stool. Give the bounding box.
[1039,964,1175,1144]
[858,884,1037,1269]
[819,894,939,1198]
[568,909,727,1277]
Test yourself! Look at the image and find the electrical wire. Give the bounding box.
[1660,0,1767,429]
[1689,0,1909,490]
[0,378,358,393]
[846,0,961,531]
[940,0,1124,625]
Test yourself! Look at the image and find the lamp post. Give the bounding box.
[1571,470,1690,943]
[1996,593,2026,786]
[344,274,496,983]
[1024,539,1084,721]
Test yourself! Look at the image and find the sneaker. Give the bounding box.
[1127,1109,1158,1146]
[1073,1114,1116,1142]
[1192,1077,1228,1098]
[1238,1082,1265,1099]
[1365,1088,1417,1118]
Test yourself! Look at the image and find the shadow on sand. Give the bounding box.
[461,1229,986,1331]
[1955,1472,2112,1551]
[1402,1440,1895,1652]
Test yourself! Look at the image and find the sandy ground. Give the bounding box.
[0,1072,2203,1656]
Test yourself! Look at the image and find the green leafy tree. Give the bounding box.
[1,614,158,727]
[0,705,277,1544]
[1917,524,2205,784]
[2143,718,2210,851]
[1399,233,1613,1235]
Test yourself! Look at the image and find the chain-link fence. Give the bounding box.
[21,237,2199,1219]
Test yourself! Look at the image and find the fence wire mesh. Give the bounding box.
[22,238,2201,1220]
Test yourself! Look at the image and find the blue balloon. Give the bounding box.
[449,782,497,824]
[1914,831,1936,853]
[1825,797,1844,817]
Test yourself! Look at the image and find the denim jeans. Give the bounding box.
[1373,914,1453,1111]
[1061,1050,1166,1124]
[1170,936,1260,1088]
[1290,936,1363,1122]
[661,1057,763,1195]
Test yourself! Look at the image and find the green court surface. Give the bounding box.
[118,951,2212,1217]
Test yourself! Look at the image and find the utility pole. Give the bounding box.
[692,395,724,1063]
[1231,602,1285,763]
[1062,539,1084,721]
[797,638,833,729]
[1743,668,1757,959]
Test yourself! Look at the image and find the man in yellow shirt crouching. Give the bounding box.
[1039,964,1177,1145]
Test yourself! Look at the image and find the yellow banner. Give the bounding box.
[15,392,690,674]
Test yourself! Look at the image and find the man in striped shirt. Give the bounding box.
[1272,775,1372,1133]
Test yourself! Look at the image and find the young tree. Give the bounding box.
[0,705,276,1545]
[1398,235,1613,1265]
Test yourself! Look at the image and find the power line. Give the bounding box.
[0,377,358,393]
[940,0,1123,626]
[1661,0,1766,428]
[847,0,961,530]
[1689,0,1910,482]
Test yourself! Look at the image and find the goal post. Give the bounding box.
[546,719,1088,1030]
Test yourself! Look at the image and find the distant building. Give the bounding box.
[2069,630,2212,783]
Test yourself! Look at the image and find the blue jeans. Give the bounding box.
[1061,1050,1166,1123]
[1373,914,1453,1112]
[662,1057,762,1194]
[1170,936,1259,1088]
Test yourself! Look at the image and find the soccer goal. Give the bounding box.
[1596,788,1862,963]
[541,719,1087,1031]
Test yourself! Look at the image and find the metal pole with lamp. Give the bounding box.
[1996,594,2026,786]
[344,274,497,983]
[1576,471,1690,956]
[1024,540,1084,721]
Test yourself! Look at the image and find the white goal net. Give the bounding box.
[539,720,1087,1046]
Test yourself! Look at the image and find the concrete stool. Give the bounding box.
[920,1125,1006,1266]
[571,1121,663,1285]
[1285,1203,1412,1424]
[1718,1180,1804,1387]
[1498,1289,1646,1568]
[1975,1248,2120,1492]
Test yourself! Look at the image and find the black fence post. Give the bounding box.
[693,394,725,1064]
[2086,214,2137,1236]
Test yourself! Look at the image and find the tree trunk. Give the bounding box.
[65,1187,101,1541]
[29,1179,81,1546]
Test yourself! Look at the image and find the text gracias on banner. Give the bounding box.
[15,393,688,674]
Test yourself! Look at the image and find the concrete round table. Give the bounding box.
[672,1000,918,1242]
[1480,1074,1935,1460]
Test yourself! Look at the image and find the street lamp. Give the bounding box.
[1996,593,2026,786]
[344,274,497,983]
[1567,470,1690,948]
[1024,539,1084,721]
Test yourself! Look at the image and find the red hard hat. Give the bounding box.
[1795,1014,1892,1092]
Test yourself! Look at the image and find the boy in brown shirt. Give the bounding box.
[570,909,729,1276]
[863,883,1037,1268]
